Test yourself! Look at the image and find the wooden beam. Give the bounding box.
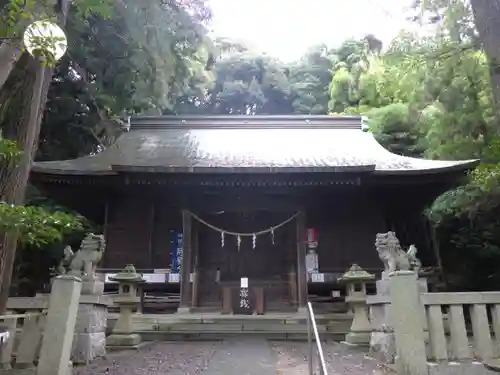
[296,211,307,309]
[178,210,193,312]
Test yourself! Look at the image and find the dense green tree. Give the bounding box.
[0,0,212,308]
[288,44,336,114]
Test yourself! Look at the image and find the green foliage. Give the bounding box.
[318,0,500,290]
[0,136,84,245]
[428,140,500,225]
[366,103,427,157]
[0,137,21,164]
[0,203,84,244]
[30,0,212,158]
[288,45,336,114]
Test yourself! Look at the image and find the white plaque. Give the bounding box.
[311,273,324,283]
[168,273,180,283]
[153,269,169,273]
[331,290,341,298]
[240,277,248,288]
[142,273,166,283]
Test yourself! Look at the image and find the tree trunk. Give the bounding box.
[0,0,70,312]
[470,0,500,123]
[0,54,44,312]
[0,42,23,92]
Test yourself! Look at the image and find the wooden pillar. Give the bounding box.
[178,210,193,313]
[191,220,200,308]
[102,201,110,268]
[296,211,307,310]
[147,203,155,268]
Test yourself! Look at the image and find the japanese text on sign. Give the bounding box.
[311,273,325,283]
[171,232,183,273]
[240,287,250,308]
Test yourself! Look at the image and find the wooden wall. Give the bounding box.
[307,192,386,273]
[150,205,182,269]
[104,199,154,268]
[103,189,398,274]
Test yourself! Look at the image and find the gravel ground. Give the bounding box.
[201,337,276,375]
[428,362,498,375]
[73,341,220,375]
[272,341,394,375]
[3,339,497,375]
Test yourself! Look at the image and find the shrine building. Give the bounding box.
[30,115,478,313]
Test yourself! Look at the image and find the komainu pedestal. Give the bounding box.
[72,292,108,364]
[64,233,109,365]
[368,231,427,364]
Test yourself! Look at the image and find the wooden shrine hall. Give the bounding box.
[30,115,478,314]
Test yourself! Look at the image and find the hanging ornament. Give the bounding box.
[221,231,225,248]
[252,233,256,249]
[271,228,275,245]
[237,235,241,251]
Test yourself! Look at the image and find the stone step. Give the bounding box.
[138,330,345,342]
[107,315,353,335]
[156,322,327,333]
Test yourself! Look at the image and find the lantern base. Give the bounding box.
[106,333,141,351]
[344,331,371,346]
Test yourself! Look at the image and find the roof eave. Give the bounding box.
[30,168,116,176]
[109,164,376,173]
[374,160,480,175]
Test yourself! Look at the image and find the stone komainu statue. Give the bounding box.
[375,231,421,276]
[56,233,105,279]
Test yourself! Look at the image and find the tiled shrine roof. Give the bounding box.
[31,115,479,176]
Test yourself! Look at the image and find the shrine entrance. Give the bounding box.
[193,210,302,313]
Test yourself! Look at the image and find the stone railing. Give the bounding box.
[0,312,46,370]
[375,271,500,375]
[0,276,83,374]
[8,294,114,313]
[422,292,500,362]
[368,285,500,363]
[7,296,47,313]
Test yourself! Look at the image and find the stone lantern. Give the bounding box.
[106,264,144,350]
[338,264,375,346]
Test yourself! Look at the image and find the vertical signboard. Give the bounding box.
[235,277,252,314]
[171,232,184,273]
[305,228,319,273]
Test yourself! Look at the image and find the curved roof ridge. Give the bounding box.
[129,115,363,130]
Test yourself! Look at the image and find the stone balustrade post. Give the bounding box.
[15,313,45,369]
[37,275,82,375]
[389,271,429,375]
[0,316,17,370]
